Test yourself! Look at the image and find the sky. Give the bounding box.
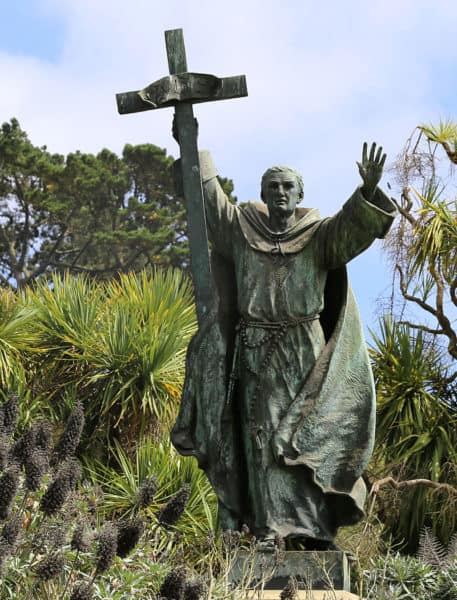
[1,0,456,333]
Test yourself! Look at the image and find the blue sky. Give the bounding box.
[0,2,65,61]
[1,0,457,333]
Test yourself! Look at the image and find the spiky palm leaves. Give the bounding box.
[370,317,457,552]
[0,290,38,389]
[81,270,196,442]
[84,435,216,564]
[14,269,196,454]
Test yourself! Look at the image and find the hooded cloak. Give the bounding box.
[171,153,396,534]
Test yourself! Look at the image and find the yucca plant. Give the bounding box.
[369,316,457,552]
[0,289,38,390]
[25,272,105,407]
[84,434,217,566]
[22,269,196,455]
[81,269,196,446]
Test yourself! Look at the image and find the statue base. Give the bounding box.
[229,550,351,592]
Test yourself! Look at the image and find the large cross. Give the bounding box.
[116,29,248,325]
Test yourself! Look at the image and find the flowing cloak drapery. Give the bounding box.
[171,260,372,527]
[171,155,396,531]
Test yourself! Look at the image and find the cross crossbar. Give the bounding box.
[115,28,248,325]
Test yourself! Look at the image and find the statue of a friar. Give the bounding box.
[171,139,396,550]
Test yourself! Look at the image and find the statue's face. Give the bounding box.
[263,173,301,218]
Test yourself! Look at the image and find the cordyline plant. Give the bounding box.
[369,119,457,552]
[0,393,200,600]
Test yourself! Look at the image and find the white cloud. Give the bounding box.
[1,0,457,324]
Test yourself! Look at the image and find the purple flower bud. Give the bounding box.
[0,465,19,520]
[160,568,186,600]
[137,476,157,508]
[71,521,92,553]
[51,402,85,466]
[95,523,118,574]
[116,517,144,558]
[2,394,19,437]
[69,582,93,600]
[157,484,190,527]
[35,551,65,581]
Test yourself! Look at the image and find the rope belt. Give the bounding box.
[240,313,320,330]
[226,313,321,450]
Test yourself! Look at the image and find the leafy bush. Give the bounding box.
[0,395,206,600]
[362,529,457,599]
[0,270,196,458]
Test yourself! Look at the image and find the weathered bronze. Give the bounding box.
[116,30,396,550]
[116,28,247,324]
[172,142,396,548]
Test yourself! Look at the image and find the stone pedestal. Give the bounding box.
[229,550,351,592]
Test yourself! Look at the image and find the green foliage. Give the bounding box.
[0,118,65,288]
[419,118,457,158]
[0,118,238,287]
[20,270,196,451]
[84,435,217,564]
[0,119,178,286]
[365,553,440,598]
[85,270,196,433]
[408,189,457,290]
[370,317,457,552]
[0,289,38,388]
[363,534,457,600]
[0,269,196,455]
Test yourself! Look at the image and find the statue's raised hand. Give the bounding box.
[357,142,386,200]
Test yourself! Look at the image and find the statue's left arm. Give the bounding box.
[317,142,397,269]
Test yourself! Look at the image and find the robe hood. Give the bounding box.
[238,202,322,253]
[171,209,375,526]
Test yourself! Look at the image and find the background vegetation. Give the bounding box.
[1,117,457,597]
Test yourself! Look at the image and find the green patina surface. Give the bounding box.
[116,28,396,549]
[172,146,396,547]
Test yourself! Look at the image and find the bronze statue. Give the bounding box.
[172,142,396,550]
[116,27,396,551]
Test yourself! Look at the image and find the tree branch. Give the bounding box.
[429,262,457,359]
[49,262,118,275]
[26,209,79,284]
[370,476,457,498]
[396,265,439,318]
[0,270,16,290]
[397,320,444,335]
[391,187,418,226]
[450,277,457,308]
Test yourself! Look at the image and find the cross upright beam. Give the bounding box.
[116,29,248,325]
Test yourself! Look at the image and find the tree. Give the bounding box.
[384,119,457,372]
[369,119,457,552]
[0,118,236,286]
[370,317,457,553]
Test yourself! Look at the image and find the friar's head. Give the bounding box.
[260,166,304,202]
[260,166,304,224]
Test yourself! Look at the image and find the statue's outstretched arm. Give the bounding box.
[317,143,396,269]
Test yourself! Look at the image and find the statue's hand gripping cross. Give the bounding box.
[116,29,248,325]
